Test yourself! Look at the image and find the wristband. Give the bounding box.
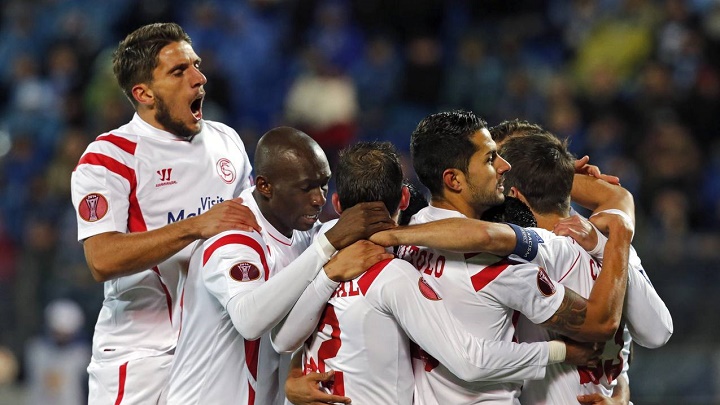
[314,233,338,261]
[547,340,566,364]
[506,223,542,261]
[587,225,607,258]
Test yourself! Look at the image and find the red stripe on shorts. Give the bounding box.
[114,362,128,405]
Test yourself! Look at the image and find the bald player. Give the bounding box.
[166,127,394,404]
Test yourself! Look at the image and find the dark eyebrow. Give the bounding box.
[167,62,189,74]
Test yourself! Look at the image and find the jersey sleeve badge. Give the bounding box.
[229,262,261,282]
[418,277,441,301]
[536,267,557,296]
[78,193,109,222]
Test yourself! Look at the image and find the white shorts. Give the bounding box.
[88,354,172,405]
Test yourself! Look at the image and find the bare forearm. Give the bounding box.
[571,175,635,225]
[371,218,517,255]
[612,374,631,404]
[83,219,199,282]
[582,223,632,341]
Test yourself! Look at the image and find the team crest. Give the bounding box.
[229,262,261,282]
[78,193,108,222]
[216,158,236,184]
[536,267,556,296]
[418,278,441,301]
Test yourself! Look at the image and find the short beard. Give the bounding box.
[155,95,200,139]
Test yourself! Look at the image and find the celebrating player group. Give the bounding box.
[71,22,672,405]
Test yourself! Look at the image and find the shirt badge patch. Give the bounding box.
[216,158,236,184]
[418,278,441,301]
[229,262,261,282]
[78,193,108,222]
[537,267,556,296]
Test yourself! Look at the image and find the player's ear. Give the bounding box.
[399,185,410,211]
[442,168,463,193]
[331,193,343,215]
[132,83,154,107]
[510,187,528,205]
[255,175,272,198]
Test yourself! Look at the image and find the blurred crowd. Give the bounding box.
[0,0,719,401]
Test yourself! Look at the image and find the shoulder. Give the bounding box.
[201,230,268,265]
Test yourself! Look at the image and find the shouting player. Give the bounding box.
[71,23,258,404]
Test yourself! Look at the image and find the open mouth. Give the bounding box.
[191,94,204,121]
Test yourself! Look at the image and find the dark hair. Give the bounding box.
[481,197,537,227]
[410,110,487,197]
[112,23,192,106]
[499,132,575,215]
[335,141,404,214]
[398,182,429,226]
[489,119,549,144]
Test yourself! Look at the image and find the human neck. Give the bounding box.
[430,195,482,219]
[534,211,569,231]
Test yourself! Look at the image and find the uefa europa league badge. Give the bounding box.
[79,193,109,222]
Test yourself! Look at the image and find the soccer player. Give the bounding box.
[387,110,633,404]
[497,131,672,404]
[70,23,259,404]
[165,127,395,404]
[275,141,601,404]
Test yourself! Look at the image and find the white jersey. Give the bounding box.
[303,257,550,405]
[514,228,629,404]
[167,187,320,404]
[400,206,566,404]
[70,114,252,364]
[517,214,672,405]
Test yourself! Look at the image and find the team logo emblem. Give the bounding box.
[216,158,236,184]
[78,193,108,222]
[418,278,441,301]
[229,262,261,282]
[536,267,556,296]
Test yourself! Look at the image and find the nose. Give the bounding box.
[191,66,207,87]
[496,155,511,174]
[310,189,326,207]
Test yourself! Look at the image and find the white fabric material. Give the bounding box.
[301,258,549,405]
[166,187,325,404]
[401,206,565,404]
[71,114,252,368]
[515,227,628,404]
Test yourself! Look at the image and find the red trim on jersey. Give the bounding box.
[74,153,147,232]
[248,383,255,405]
[511,310,520,343]
[357,258,393,295]
[97,134,137,155]
[203,233,270,280]
[244,338,260,405]
[470,260,511,292]
[114,362,128,405]
[266,231,292,247]
[557,252,582,283]
[152,266,173,322]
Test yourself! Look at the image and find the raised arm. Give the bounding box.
[370,218,531,256]
[570,175,635,225]
[540,213,634,342]
[83,198,260,281]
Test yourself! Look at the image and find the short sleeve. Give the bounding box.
[201,231,270,308]
[477,261,566,325]
[71,151,133,241]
